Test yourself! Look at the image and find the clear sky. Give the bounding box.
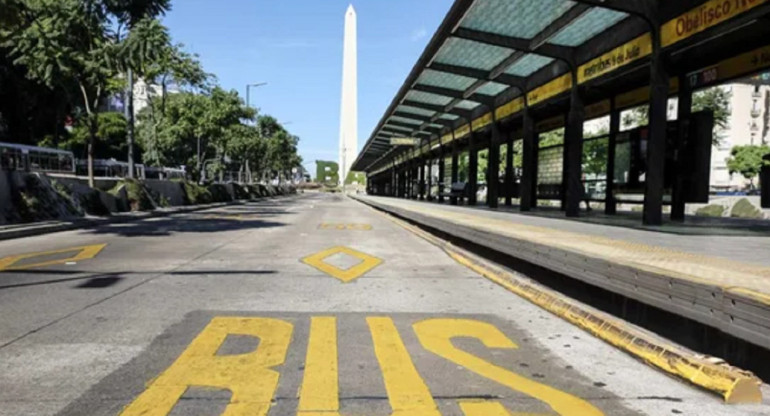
[162,0,453,173]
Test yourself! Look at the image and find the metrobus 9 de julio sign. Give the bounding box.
[390,137,419,146]
[661,0,768,48]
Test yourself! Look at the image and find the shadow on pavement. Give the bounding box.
[80,217,286,237]
[0,269,277,290]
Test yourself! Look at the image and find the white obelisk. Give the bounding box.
[338,4,357,186]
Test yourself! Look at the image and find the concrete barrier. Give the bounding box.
[144,179,187,206]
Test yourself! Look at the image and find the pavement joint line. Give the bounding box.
[0,214,264,352]
[353,197,764,404]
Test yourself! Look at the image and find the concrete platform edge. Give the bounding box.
[353,195,763,404]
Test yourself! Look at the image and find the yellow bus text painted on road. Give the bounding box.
[120,316,605,416]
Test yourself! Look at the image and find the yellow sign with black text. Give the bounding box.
[578,34,652,84]
[661,0,768,47]
[528,74,572,106]
[495,97,525,121]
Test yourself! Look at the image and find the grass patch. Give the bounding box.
[730,198,762,219]
[695,204,725,217]
[110,179,154,211]
[181,182,213,205]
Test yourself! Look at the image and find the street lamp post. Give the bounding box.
[246,82,267,111]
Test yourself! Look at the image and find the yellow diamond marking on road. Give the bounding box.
[0,243,107,271]
[301,246,382,283]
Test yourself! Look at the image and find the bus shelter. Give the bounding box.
[352,0,770,225]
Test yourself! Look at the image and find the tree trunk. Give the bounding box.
[88,119,96,188]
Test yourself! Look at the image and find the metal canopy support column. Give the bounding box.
[418,157,425,200]
[438,146,445,203]
[643,28,669,226]
[605,97,619,214]
[390,166,396,196]
[520,106,536,211]
[564,74,584,217]
[427,156,433,201]
[488,119,502,208]
[451,133,459,205]
[468,128,479,206]
[406,162,412,199]
[672,74,692,222]
[504,129,514,207]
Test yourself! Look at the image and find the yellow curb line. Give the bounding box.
[362,201,763,404]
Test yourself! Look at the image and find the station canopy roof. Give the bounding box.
[351,0,769,173]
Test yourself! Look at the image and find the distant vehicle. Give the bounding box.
[76,158,145,179]
[0,141,75,174]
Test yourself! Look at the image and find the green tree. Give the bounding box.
[3,0,120,186]
[2,0,175,186]
[621,86,731,146]
[726,144,770,188]
[55,111,129,161]
[108,0,172,176]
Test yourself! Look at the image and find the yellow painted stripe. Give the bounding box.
[459,400,545,416]
[120,317,293,416]
[367,317,440,415]
[298,317,340,416]
[0,243,107,271]
[414,319,603,416]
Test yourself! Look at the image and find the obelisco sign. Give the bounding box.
[338,4,357,186]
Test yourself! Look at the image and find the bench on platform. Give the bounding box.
[439,182,469,204]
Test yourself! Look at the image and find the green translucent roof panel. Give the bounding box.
[396,105,436,117]
[475,81,509,96]
[434,37,513,71]
[389,115,423,125]
[505,54,553,76]
[438,113,459,120]
[416,69,478,91]
[384,124,414,132]
[427,123,445,128]
[549,8,628,46]
[406,90,453,106]
[461,0,576,39]
[454,100,480,110]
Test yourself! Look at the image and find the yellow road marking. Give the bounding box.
[301,246,382,283]
[120,317,293,416]
[0,244,107,271]
[367,317,440,416]
[298,317,341,416]
[459,400,545,416]
[414,319,604,416]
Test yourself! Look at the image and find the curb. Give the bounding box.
[0,201,237,242]
[355,196,763,404]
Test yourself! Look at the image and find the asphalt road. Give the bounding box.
[0,192,767,416]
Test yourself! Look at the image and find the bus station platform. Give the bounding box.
[353,195,770,351]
